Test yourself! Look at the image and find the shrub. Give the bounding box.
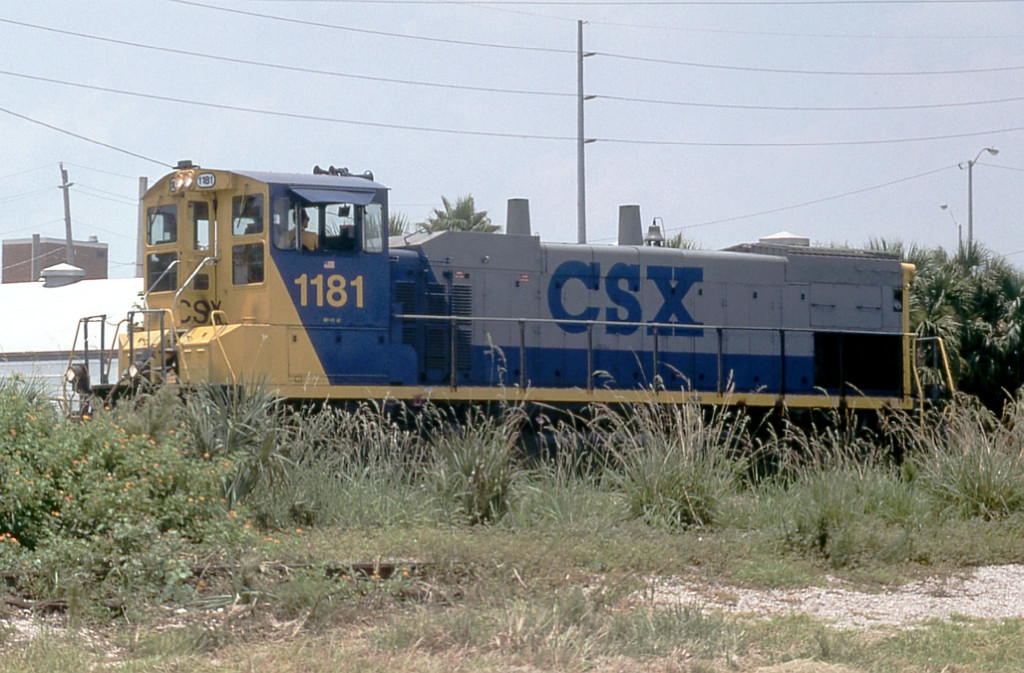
[0,377,243,603]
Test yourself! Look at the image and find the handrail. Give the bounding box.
[171,256,218,318]
[396,311,916,401]
[142,259,180,307]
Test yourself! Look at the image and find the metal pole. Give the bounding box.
[59,163,74,265]
[967,160,974,251]
[137,176,148,277]
[519,319,526,389]
[577,20,586,244]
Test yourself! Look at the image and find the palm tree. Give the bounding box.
[664,232,701,249]
[388,211,412,237]
[422,195,498,233]
[905,241,1024,411]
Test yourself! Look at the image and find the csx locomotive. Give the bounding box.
[64,162,919,412]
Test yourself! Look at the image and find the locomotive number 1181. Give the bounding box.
[293,273,364,308]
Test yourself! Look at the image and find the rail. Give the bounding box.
[396,312,921,402]
[171,256,218,318]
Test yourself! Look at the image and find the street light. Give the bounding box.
[940,204,962,250]
[960,146,999,250]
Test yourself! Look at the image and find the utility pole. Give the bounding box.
[59,162,75,265]
[576,20,595,244]
[136,176,148,277]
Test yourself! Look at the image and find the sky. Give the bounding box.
[1,0,1022,280]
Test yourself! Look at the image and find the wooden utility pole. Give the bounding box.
[59,163,75,265]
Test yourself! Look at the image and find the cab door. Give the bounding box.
[174,198,220,327]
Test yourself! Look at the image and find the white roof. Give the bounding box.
[0,278,141,354]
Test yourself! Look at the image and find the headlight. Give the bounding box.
[65,364,91,394]
[128,361,142,379]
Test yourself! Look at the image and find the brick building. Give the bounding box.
[1,235,108,283]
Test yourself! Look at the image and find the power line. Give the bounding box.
[0,105,171,168]
[0,17,573,101]
[594,91,1024,112]
[0,164,56,183]
[217,0,1024,4]
[594,126,1024,147]
[4,68,1021,148]
[677,163,958,232]
[596,50,1024,76]
[161,4,1024,77]
[586,18,1024,39]
[594,163,960,243]
[6,17,1020,115]
[167,0,573,54]
[0,70,575,142]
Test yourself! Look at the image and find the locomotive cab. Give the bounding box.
[80,163,411,400]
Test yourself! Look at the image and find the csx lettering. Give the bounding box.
[294,273,364,308]
[548,261,703,336]
[179,298,222,324]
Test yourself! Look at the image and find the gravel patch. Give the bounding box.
[650,564,1024,629]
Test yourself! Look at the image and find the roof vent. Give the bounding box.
[40,263,85,288]
[759,231,810,247]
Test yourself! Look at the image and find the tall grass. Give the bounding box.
[596,399,748,529]
[903,393,1024,520]
[421,403,526,525]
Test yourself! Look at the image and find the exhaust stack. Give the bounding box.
[506,198,531,236]
[618,204,642,246]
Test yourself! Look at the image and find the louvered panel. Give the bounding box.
[425,324,447,370]
[451,285,472,316]
[426,283,447,315]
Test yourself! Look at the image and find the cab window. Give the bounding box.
[273,198,319,251]
[270,199,384,254]
[323,203,357,252]
[232,194,264,236]
[362,203,384,253]
[190,201,211,251]
[232,243,264,285]
[146,252,177,293]
[147,204,177,245]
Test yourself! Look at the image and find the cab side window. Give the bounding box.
[232,195,264,236]
[322,203,356,252]
[232,243,264,285]
[273,199,318,251]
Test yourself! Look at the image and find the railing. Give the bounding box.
[396,312,916,401]
[125,308,178,385]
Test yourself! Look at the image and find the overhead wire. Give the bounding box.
[0,105,171,168]
[7,17,1024,112]
[3,69,1023,147]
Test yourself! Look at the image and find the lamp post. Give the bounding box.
[940,204,962,250]
[961,146,999,250]
[937,203,962,250]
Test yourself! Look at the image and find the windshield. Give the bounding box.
[273,197,383,254]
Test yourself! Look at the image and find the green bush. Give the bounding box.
[0,378,244,602]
